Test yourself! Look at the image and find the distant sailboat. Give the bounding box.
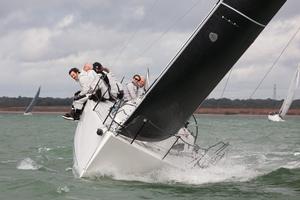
[268,66,300,122]
[24,86,41,115]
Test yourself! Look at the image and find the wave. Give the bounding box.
[16,158,42,170]
[252,167,300,186]
[1,160,18,164]
[282,161,300,169]
[294,152,300,156]
[56,185,70,194]
[38,147,52,153]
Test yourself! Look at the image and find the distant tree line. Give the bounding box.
[0,96,300,109]
[0,96,72,107]
[201,98,300,109]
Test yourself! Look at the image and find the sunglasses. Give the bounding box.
[134,77,141,81]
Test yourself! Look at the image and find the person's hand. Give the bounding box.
[74,94,86,101]
[88,94,99,102]
[117,90,124,99]
[74,90,80,96]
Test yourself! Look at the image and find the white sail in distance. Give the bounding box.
[279,66,300,117]
[24,86,41,114]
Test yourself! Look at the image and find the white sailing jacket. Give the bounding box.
[78,70,109,99]
[106,72,123,99]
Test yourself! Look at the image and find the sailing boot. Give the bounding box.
[62,108,75,120]
[73,109,82,120]
[62,109,81,121]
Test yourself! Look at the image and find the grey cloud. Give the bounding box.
[0,0,299,99]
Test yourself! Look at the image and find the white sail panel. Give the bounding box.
[279,67,300,117]
[24,86,41,114]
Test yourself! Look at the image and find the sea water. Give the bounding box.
[0,113,299,200]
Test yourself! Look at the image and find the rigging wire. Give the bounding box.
[146,0,219,88]
[220,68,233,98]
[136,0,206,58]
[111,0,161,66]
[249,25,300,99]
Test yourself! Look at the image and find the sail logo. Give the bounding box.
[209,32,218,42]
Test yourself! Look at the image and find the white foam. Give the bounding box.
[98,159,259,185]
[56,185,70,194]
[157,164,257,184]
[282,161,300,169]
[38,147,52,153]
[87,150,296,184]
[16,158,41,170]
[294,152,300,156]
[65,167,73,172]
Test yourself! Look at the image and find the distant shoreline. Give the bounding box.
[1,106,300,115]
[195,108,300,115]
[0,106,69,114]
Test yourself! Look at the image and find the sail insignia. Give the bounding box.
[209,32,218,42]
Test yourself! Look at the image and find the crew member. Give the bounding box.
[62,67,109,120]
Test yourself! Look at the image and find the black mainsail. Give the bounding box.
[24,86,41,114]
[118,0,287,141]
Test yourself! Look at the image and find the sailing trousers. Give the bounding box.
[73,95,89,110]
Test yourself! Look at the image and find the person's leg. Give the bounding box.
[63,96,88,120]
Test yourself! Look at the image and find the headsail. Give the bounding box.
[24,86,41,114]
[118,0,287,141]
[279,66,300,117]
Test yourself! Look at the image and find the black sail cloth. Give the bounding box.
[117,0,287,141]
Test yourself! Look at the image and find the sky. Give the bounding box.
[0,0,299,99]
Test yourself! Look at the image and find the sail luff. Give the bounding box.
[279,67,300,117]
[24,86,41,114]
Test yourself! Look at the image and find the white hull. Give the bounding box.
[73,100,178,178]
[23,112,32,116]
[268,114,284,122]
[76,132,176,177]
[73,99,228,178]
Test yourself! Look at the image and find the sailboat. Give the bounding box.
[24,86,41,115]
[73,0,286,178]
[268,66,300,122]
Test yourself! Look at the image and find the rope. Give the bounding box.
[220,68,233,98]
[249,25,300,99]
